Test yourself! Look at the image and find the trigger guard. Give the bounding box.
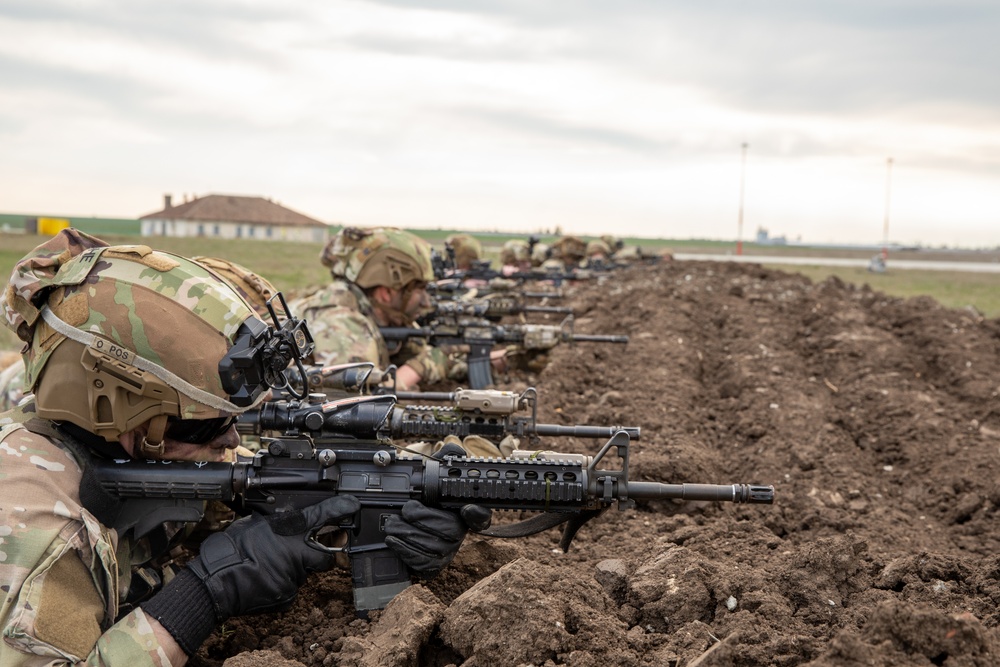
[307,527,346,554]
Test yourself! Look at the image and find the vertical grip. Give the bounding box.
[348,507,411,616]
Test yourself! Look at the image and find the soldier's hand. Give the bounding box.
[383,442,492,577]
[141,496,360,656]
[383,500,492,577]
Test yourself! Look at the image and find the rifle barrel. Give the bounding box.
[628,482,774,504]
[533,424,640,441]
[572,334,629,344]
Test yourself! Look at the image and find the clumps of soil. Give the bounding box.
[194,260,1000,666]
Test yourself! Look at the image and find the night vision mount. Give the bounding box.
[219,292,315,406]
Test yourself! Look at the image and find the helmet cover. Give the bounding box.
[320,227,434,290]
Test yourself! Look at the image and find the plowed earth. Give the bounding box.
[197,260,1000,667]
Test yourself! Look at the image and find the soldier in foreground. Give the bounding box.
[0,229,483,664]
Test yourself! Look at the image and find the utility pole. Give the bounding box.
[881,157,893,262]
[737,142,748,256]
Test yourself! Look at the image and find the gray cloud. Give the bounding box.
[357,0,1000,121]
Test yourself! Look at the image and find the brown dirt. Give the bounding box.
[194,260,1000,667]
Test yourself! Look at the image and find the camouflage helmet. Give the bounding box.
[2,229,269,444]
[445,234,482,269]
[601,235,625,252]
[321,227,434,290]
[586,239,612,257]
[552,235,587,261]
[500,240,530,265]
[530,242,551,267]
[193,256,278,318]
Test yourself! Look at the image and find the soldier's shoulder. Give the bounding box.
[294,281,367,311]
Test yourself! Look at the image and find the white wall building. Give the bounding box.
[140,194,329,243]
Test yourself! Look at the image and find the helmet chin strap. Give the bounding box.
[138,414,169,458]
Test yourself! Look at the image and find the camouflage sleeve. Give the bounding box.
[393,338,460,385]
[0,424,178,665]
[300,303,389,369]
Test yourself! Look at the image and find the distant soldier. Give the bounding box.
[291,227,459,391]
[601,235,625,254]
[500,239,532,274]
[530,241,553,268]
[549,235,588,270]
[445,233,483,271]
[585,239,613,267]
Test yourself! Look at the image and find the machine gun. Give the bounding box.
[92,394,774,615]
[239,387,639,446]
[379,316,629,389]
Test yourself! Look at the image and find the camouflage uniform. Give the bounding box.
[0,358,25,411]
[499,240,530,270]
[0,229,265,664]
[290,279,456,385]
[300,227,459,386]
[0,403,240,665]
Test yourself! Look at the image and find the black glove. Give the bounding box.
[383,500,492,577]
[141,495,360,655]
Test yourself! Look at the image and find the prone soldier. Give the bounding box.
[0,229,485,664]
[290,227,453,392]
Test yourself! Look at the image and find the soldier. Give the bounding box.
[600,235,625,254]
[584,239,613,267]
[499,239,532,274]
[0,229,486,664]
[0,256,280,413]
[291,226,459,392]
[444,233,483,271]
[549,235,587,270]
[530,240,552,268]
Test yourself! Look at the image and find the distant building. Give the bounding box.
[140,194,329,243]
[756,227,787,246]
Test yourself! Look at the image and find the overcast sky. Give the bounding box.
[2,0,998,246]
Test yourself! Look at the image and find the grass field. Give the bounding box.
[1,231,998,350]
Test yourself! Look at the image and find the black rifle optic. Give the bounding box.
[238,387,639,446]
[93,395,774,616]
[379,316,629,389]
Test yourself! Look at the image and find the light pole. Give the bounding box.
[737,142,748,256]
[881,157,893,261]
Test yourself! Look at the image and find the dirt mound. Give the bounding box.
[194,260,1000,666]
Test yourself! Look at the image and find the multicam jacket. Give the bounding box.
[0,405,176,665]
[291,280,457,385]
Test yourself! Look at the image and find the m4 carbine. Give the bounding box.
[92,395,774,616]
[380,316,629,389]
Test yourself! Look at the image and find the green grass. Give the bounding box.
[769,264,1000,318]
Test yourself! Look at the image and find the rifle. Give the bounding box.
[427,297,573,323]
[239,387,640,445]
[92,394,774,616]
[428,278,564,301]
[380,316,629,389]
